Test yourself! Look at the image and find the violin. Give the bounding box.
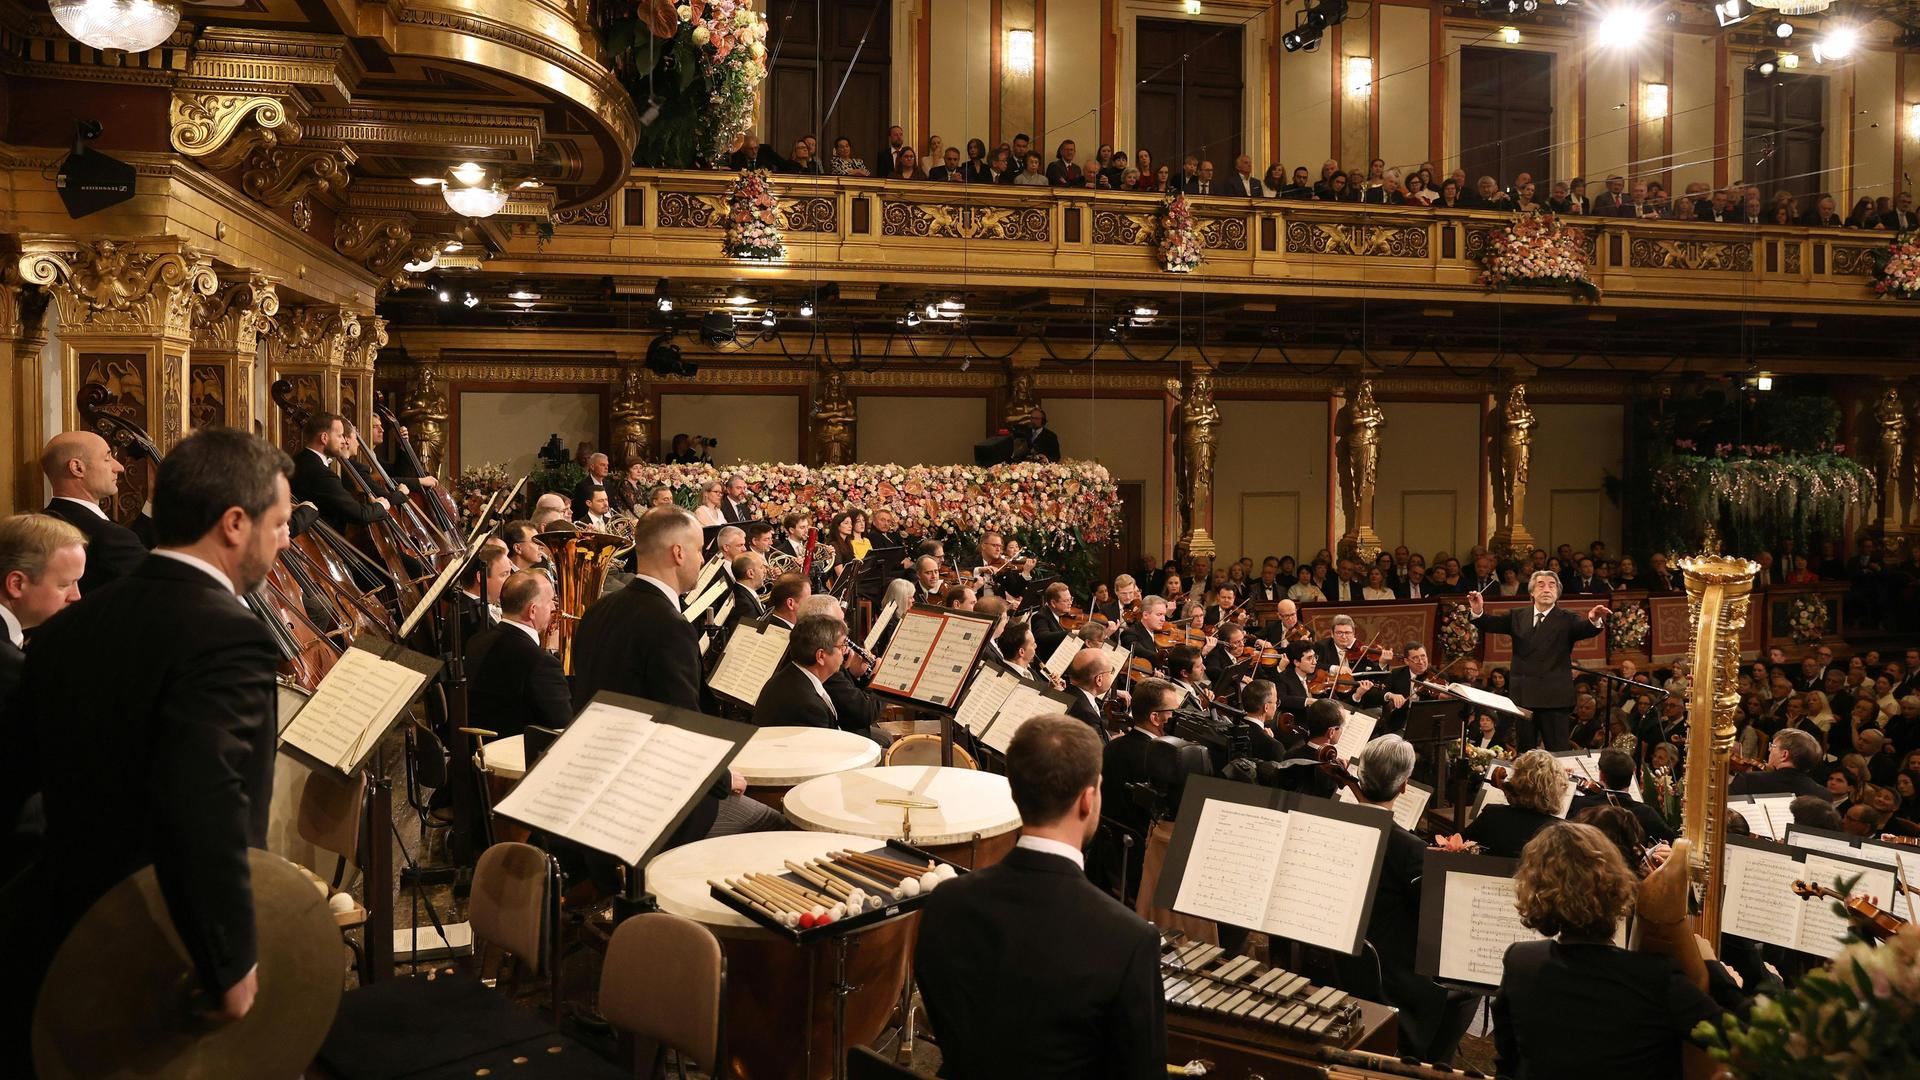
[1152,624,1209,652]
[1728,751,1765,774]
[1790,880,1908,941]
[1284,622,1315,643]
[1059,605,1089,632]
[1232,641,1287,669]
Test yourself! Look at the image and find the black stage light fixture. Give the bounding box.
[646,333,700,376]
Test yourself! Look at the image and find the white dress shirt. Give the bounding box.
[53,496,108,520]
[635,573,684,611]
[797,663,839,720]
[1015,834,1085,870]
[153,548,240,599]
[0,604,22,648]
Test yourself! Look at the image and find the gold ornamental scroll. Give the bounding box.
[1679,553,1758,948]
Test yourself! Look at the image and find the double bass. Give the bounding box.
[374,395,461,537]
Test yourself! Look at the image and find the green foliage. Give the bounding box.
[528,462,586,510]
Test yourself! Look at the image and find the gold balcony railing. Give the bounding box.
[491,169,1914,316]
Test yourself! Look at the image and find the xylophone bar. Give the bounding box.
[1158,934,1358,1043]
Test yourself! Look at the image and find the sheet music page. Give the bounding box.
[1437,872,1537,986]
[1725,796,1767,839]
[707,622,788,705]
[280,646,431,771]
[568,719,734,865]
[1556,749,1643,802]
[914,615,987,706]
[980,684,1056,756]
[494,702,654,839]
[863,601,898,652]
[1266,810,1381,949]
[1447,682,1526,717]
[682,577,729,622]
[1750,795,1796,840]
[1335,783,1429,830]
[1172,799,1289,930]
[1332,707,1377,765]
[1721,843,1806,950]
[869,611,943,695]
[1797,854,1897,957]
[1784,829,1904,869]
[1043,634,1083,678]
[952,667,1018,736]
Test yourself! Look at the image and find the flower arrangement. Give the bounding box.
[1646,451,1875,557]
[723,169,785,259]
[1867,230,1920,300]
[1158,192,1202,273]
[629,459,1122,551]
[605,0,770,169]
[1439,602,1480,659]
[1609,601,1650,652]
[456,461,511,520]
[1789,595,1829,646]
[1461,743,1511,778]
[1480,212,1600,301]
[1694,914,1920,1077]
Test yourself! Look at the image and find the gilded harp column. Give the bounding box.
[1679,551,1759,948]
[1176,366,1220,561]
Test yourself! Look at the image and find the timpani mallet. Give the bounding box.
[808,858,902,899]
[709,878,792,927]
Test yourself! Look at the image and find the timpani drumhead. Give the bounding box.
[481,733,528,781]
[647,831,885,933]
[732,727,881,788]
[781,766,1021,847]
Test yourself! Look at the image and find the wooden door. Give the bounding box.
[1134,18,1243,169]
[765,0,892,165]
[1743,70,1824,204]
[1458,47,1553,187]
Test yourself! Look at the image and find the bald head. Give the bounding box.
[41,431,124,502]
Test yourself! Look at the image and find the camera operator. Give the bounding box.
[666,433,716,464]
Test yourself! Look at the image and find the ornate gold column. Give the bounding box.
[1175,365,1220,561]
[17,238,219,472]
[1874,384,1907,535]
[189,273,279,433]
[341,315,386,434]
[1337,377,1384,563]
[1679,547,1759,949]
[1489,381,1539,557]
[264,304,361,455]
[399,363,449,476]
[609,357,655,466]
[1,273,52,514]
[810,368,855,467]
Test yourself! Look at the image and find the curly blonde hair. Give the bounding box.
[1513,822,1636,939]
[1504,748,1569,815]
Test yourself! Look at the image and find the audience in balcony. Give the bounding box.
[1222,155,1263,197]
[785,139,823,175]
[1047,140,1087,187]
[1885,192,1916,231]
[928,146,967,182]
[987,147,1016,183]
[1844,197,1879,230]
[1590,175,1627,214]
[827,137,870,177]
[1802,194,1843,228]
[961,140,993,184]
[728,133,786,173]
[1184,160,1218,196]
[891,146,927,181]
[1013,151,1049,186]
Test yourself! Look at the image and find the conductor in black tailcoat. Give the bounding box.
[1468,570,1610,752]
[5,429,294,1067]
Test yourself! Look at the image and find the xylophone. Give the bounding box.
[1160,933,1362,1043]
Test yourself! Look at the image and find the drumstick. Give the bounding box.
[709,879,790,926]
[809,858,903,899]
[833,851,910,880]
[827,854,923,897]
[747,873,845,920]
[838,849,929,876]
[736,875,834,929]
[742,874,833,922]
[746,872,835,908]
[840,850,945,894]
[785,860,877,911]
[727,876,809,925]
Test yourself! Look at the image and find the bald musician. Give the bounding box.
[916,715,1165,1079]
[1064,649,1116,735]
[726,552,769,626]
[0,514,86,879]
[6,429,293,1065]
[40,430,149,595]
[465,570,570,738]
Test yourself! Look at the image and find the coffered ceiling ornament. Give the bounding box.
[170,92,306,172]
[17,237,218,340]
[241,143,357,209]
[191,273,280,353]
[267,304,364,370]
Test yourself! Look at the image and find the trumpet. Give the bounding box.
[538,526,632,674]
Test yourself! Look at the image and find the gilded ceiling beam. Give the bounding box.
[301,104,546,164]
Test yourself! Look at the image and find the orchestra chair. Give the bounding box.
[295,768,372,982]
[598,913,726,1080]
[402,718,452,843]
[883,733,978,770]
[469,840,566,1024]
[848,1046,918,1079]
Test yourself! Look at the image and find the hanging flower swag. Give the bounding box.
[1480,212,1600,301]
[1647,450,1876,556]
[1867,230,1920,300]
[723,169,785,259]
[602,0,770,169]
[1158,192,1203,273]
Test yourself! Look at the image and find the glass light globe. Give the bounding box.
[442,176,509,218]
[49,0,180,53]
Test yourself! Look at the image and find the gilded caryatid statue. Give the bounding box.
[609,364,654,466]
[1339,378,1385,562]
[1177,369,1221,558]
[1004,369,1039,432]
[1874,384,1906,528]
[1490,382,1539,556]
[812,369,855,466]
[399,364,449,475]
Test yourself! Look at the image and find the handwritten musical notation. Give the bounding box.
[707,621,790,706]
[280,643,433,773]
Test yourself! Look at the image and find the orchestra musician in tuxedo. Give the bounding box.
[1202,582,1248,635]
[1271,700,1348,799]
[1273,640,1320,711]
[40,430,150,595]
[571,453,611,520]
[5,429,294,1066]
[1260,598,1305,648]
[499,519,555,582]
[1467,571,1610,751]
[910,555,945,605]
[1728,728,1833,800]
[752,613,849,730]
[1120,593,1167,668]
[1314,614,1391,709]
[569,506,786,844]
[1231,679,1291,762]
[1099,678,1178,897]
[464,570,571,739]
[1377,642,1432,736]
[1063,649,1116,735]
[916,716,1165,1080]
[0,513,86,880]
[773,512,811,558]
[795,596,888,743]
[725,552,769,626]
[454,540,511,641]
[291,412,391,530]
[579,487,616,532]
[764,572,809,631]
[1568,748,1678,843]
[1027,581,1073,657]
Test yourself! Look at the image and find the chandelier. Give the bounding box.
[48,0,180,53]
[439,162,510,219]
[1746,0,1832,15]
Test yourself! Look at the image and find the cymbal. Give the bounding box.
[33,848,344,1080]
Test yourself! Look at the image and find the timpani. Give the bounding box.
[731,726,882,808]
[647,831,915,1080]
[780,765,1022,869]
[477,734,530,843]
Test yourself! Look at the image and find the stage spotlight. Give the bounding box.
[1752,49,1780,76]
[1765,17,1792,39]
[462,292,480,308]
[1713,0,1749,27]
[1594,5,1650,48]
[656,296,674,313]
[798,300,815,317]
[904,309,922,327]
[647,333,700,376]
[760,311,776,329]
[1812,24,1858,63]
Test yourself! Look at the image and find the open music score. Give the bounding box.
[1042,634,1083,678]
[1554,748,1642,803]
[707,619,791,707]
[1158,776,1389,956]
[493,695,749,867]
[1337,779,1433,833]
[1417,851,1627,991]
[1444,681,1529,719]
[279,636,440,775]
[1722,834,1896,956]
[978,683,1072,756]
[863,600,898,653]
[949,666,1072,753]
[867,605,996,710]
[1331,705,1376,766]
[1727,793,1799,840]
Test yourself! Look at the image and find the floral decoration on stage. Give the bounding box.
[637,459,1122,551]
[455,460,511,519]
[1695,913,1919,1077]
[1158,192,1202,274]
[1479,212,1599,301]
[1867,231,1919,300]
[1788,594,1829,646]
[723,169,785,259]
[1608,601,1650,652]
[603,0,770,169]
[1438,601,1480,659]
[1647,448,1875,558]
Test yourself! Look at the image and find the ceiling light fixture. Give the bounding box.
[1747,0,1831,15]
[507,288,540,301]
[462,292,480,308]
[1812,24,1858,62]
[1500,25,1522,43]
[657,296,675,313]
[1007,29,1035,75]
[402,252,439,274]
[440,162,510,218]
[904,309,922,327]
[1345,56,1374,95]
[1765,16,1793,38]
[1713,0,1751,24]
[760,312,776,328]
[725,292,756,307]
[1643,82,1670,120]
[49,0,179,54]
[436,289,451,303]
[1594,5,1651,48]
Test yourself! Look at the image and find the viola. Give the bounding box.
[1790,880,1907,941]
[1728,751,1765,774]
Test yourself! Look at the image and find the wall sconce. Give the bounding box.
[1007,28,1034,75]
[1345,56,1373,95]
[1908,103,1920,139]
[1500,25,1522,43]
[1643,82,1669,121]
[1184,0,1202,13]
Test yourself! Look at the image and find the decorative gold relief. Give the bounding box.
[553,199,612,227]
[780,197,837,233]
[189,364,227,431]
[334,213,436,281]
[1628,238,1753,272]
[399,365,449,473]
[811,368,855,467]
[1196,216,1249,252]
[1831,246,1877,277]
[609,364,654,465]
[1782,243,1802,275]
[351,316,388,373]
[267,305,363,369]
[169,93,304,171]
[1091,210,1157,246]
[1284,221,1429,258]
[880,201,1049,242]
[191,273,280,354]
[655,191,730,229]
[241,143,357,208]
[18,238,218,340]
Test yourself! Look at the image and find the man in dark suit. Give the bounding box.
[1376,641,1431,735]
[724,552,768,627]
[4,429,294,1063]
[39,430,149,595]
[465,570,571,739]
[1562,555,1607,595]
[1219,154,1263,197]
[0,513,87,880]
[1634,552,1680,592]
[751,613,845,729]
[1019,406,1061,463]
[1249,557,1285,603]
[1063,649,1115,735]
[918,714,1165,1080]
[1568,748,1677,842]
[571,453,610,520]
[291,412,391,530]
[719,473,756,524]
[1314,614,1390,709]
[1027,580,1073,657]
[1883,191,1916,232]
[1183,159,1216,196]
[1324,559,1367,603]
[1273,641,1319,711]
[1468,571,1609,751]
[1729,728,1833,800]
